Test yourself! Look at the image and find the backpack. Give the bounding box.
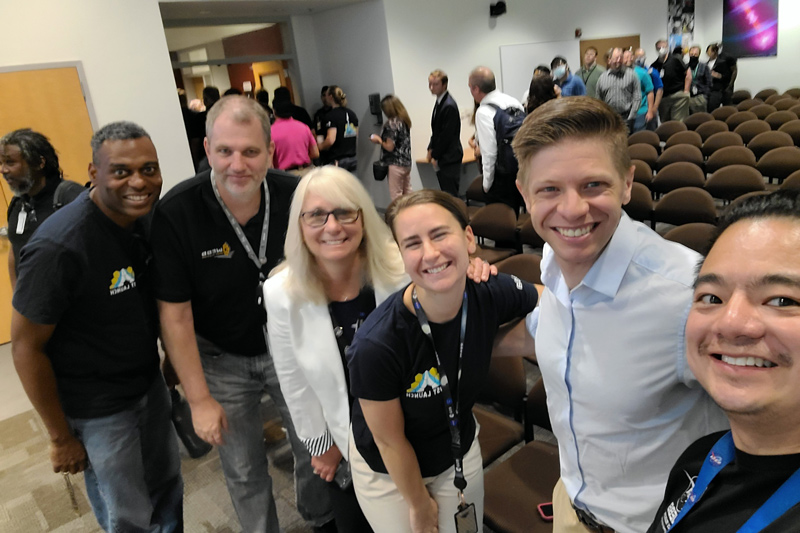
[53,180,88,209]
[487,103,526,176]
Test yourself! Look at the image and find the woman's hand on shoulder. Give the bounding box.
[467,256,497,283]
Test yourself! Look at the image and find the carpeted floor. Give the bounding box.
[0,409,314,533]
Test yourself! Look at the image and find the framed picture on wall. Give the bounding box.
[722,0,779,58]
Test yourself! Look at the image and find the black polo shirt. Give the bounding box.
[662,54,689,96]
[13,193,159,419]
[150,169,298,356]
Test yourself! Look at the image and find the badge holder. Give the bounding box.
[454,490,478,533]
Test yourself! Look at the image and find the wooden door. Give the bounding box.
[0,65,95,344]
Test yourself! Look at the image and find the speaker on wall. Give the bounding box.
[368,93,383,125]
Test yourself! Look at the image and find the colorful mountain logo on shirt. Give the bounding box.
[406,368,443,399]
[201,242,234,259]
[109,267,136,295]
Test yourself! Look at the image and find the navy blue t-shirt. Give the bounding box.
[13,192,159,419]
[348,274,537,477]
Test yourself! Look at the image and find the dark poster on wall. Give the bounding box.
[723,0,779,58]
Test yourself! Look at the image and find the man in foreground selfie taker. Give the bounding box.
[500,96,727,532]
[649,190,800,532]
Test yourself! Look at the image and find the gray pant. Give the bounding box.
[198,335,333,532]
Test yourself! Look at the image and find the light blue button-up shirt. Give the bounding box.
[527,213,728,533]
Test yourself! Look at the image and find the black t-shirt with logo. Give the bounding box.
[150,169,298,356]
[13,193,159,419]
[648,431,800,533]
[348,274,537,477]
[321,106,358,164]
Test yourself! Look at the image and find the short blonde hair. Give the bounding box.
[512,96,630,189]
[271,166,405,304]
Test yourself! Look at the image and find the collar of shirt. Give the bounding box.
[541,212,635,303]
[436,92,447,105]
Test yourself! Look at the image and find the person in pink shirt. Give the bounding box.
[272,100,319,175]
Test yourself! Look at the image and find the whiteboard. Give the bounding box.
[500,39,581,102]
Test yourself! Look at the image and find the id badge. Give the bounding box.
[454,502,478,533]
[16,209,27,234]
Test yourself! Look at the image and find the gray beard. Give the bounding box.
[8,170,36,196]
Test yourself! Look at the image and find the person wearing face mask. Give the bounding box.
[651,39,670,77]
[550,56,586,97]
[706,43,738,111]
[687,45,712,115]
[658,44,692,123]
[635,48,664,131]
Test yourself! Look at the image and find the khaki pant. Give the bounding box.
[553,478,614,533]
[659,91,690,122]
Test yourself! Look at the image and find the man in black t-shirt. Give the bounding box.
[151,95,331,533]
[658,46,691,122]
[0,129,81,287]
[649,190,800,533]
[11,122,183,533]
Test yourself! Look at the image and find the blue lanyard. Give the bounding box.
[668,431,800,532]
[411,287,468,492]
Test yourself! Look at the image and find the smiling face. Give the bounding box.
[517,138,632,288]
[300,191,363,266]
[89,137,162,228]
[393,203,476,298]
[205,109,273,203]
[687,217,800,423]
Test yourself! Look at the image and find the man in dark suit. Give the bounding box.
[426,69,463,196]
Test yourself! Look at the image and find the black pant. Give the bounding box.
[327,481,373,532]
[436,161,462,197]
[707,88,733,111]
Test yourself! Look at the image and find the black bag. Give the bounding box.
[487,103,526,175]
[373,160,389,181]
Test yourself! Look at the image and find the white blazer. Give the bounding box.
[264,268,406,460]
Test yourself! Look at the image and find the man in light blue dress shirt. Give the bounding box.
[501,96,728,533]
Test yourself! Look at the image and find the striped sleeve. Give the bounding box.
[301,429,334,457]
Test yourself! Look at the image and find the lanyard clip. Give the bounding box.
[458,490,467,509]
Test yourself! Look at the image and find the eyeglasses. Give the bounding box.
[300,208,361,227]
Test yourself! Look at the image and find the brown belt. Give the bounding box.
[573,505,615,533]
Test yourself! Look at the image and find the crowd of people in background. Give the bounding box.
[524,40,737,135]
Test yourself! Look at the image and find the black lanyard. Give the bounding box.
[411,287,468,494]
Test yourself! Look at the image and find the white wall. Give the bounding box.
[0,0,195,191]
[694,0,800,95]
[295,1,396,207]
